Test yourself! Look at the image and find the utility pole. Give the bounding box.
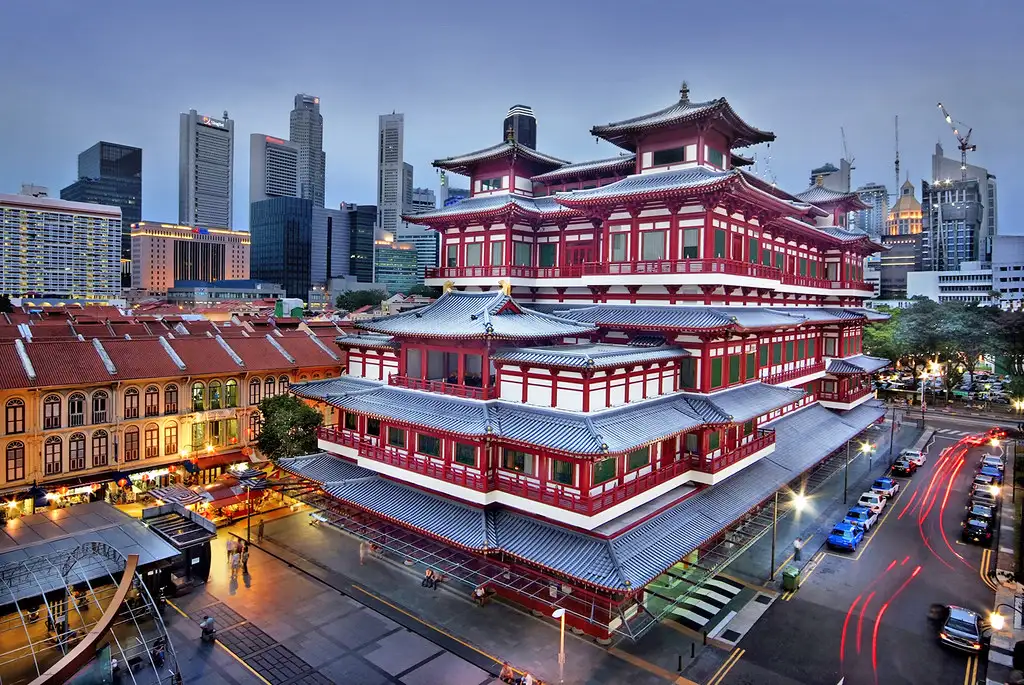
[844,440,850,504]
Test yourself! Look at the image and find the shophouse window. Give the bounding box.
[192,422,205,450]
[366,418,381,437]
[249,379,262,406]
[144,424,159,458]
[539,244,556,267]
[5,399,24,434]
[249,413,262,440]
[454,442,475,466]
[417,434,441,457]
[143,386,159,417]
[465,243,483,267]
[344,412,359,431]
[513,242,532,266]
[6,442,24,481]
[92,431,108,467]
[123,427,139,461]
[69,393,85,427]
[91,392,108,423]
[611,233,628,262]
[209,381,222,410]
[69,433,86,470]
[682,229,699,258]
[551,459,575,485]
[44,436,62,474]
[652,146,686,166]
[225,380,238,408]
[626,446,651,471]
[163,385,178,414]
[279,376,289,393]
[191,383,205,412]
[164,423,178,455]
[124,388,139,419]
[641,231,666,261]
[713,230,726,258]
[264,377,276,398]
[43,395,61,429]
[502,449,534,475]
[592,457,616,485]
[388,427,406,448]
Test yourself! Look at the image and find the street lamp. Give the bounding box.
[551,608,566,685]
[989,603,1022,631]
[770,490,808,580]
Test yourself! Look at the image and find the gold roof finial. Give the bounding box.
[679,81,690,102]
[442,280,455,293]
[815,175,825,187]
[498,280,512,296]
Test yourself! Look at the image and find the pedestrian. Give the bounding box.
[793,536,803,562]
[421,568,435,589]
[257,518,265,543]
[359,541,367,566]
[230,550,241,578]
[499,661,516,683]
[241,542,249,573]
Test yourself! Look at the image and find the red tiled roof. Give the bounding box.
[219,336,295,371]
[101,339,186,381]
[107,322,157,338]
[276,335,342,368]
[0,324,23,342]
[28,321,78,340]
[165,337,241,374]
[70,320,112,338]
[0,344,31,390]
[22,340,114,387]
[180,321,219,336]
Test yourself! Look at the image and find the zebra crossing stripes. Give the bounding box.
[668,575,745,632]
[933,428,973,437]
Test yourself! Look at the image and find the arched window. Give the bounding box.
[124,388,139,419]
[92,430,109,468]
[43,395,62,430]
[144,424,159,458]
[123,426,140,461]
[68,393,86,427]
[5,399,25,435]
[6,442,25,481]
[144,385,160,417]
[69,433,86,471]
[164,384,178,414]
[209,381,222,410]
[279,375,290,393]
[91,391,108,424]
[225,380,238,408]
[164,422,178,456]
[249,412,262,441]
[249,378,262,406]
[44,436,62,475]
[312,374,321,380]
[299,375,309,382]
[191,382,205,412]
[264,377,276,398]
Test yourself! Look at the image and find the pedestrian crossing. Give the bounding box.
[933,428,975,438]
[665,575,745,632]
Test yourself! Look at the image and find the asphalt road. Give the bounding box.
[716,417,1001,685]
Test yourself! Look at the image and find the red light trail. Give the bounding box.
[871,566,922,685]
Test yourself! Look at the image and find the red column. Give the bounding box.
[483,223,492,272]
[700,345,711,391]
[558,223,567,270]
[601,218,611,264]
[668,207,680,262]
[703,207,715,258]
[630,208,640,263]
[582,375,591,412]
[457,353,465,385]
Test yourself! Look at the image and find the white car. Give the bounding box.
[870,478,900,498]
[901,449,926,467]
[981,454,1005,471]
[858,492,886,514]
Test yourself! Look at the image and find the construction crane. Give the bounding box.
[937,102,976,181]
[840,127,855,170]
[894,115,900,198]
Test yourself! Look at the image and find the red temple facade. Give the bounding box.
[276,85,890,643]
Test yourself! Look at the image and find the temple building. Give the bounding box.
[276,84,889,643]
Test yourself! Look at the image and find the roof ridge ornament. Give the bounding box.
[498,279,512,296]
[679,81,690,103]
[442,280,455,293]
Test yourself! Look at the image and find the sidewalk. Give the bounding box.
[986,439,1022,685]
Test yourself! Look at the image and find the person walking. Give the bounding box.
[241,542,250,573]
[257,518,265,543]
[359,541,367,566]
[793,536,804,562]
[230,550,241,579]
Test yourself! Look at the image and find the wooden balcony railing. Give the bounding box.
[819,386,874,403]
[427,259,782,281]
[388,375,494,400]
[688,429,776,474]
[780,273,835,289]
[762,362,826,385]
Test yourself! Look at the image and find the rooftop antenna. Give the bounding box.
[936,102,976,182]
[894,115,900,201]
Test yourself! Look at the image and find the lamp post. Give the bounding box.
[551,608,566,685]
[770,490,808,580]
[989,603,1022,631]
[844,441,850,504]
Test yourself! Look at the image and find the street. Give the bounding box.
[714,415,1003,685]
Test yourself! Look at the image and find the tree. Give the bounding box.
[994,311,1024,376]
[256,394,323,460]
[335,289,388,313]
[406,284,441,298]
[863,306,907,363]
[0,295,12,314]
[938,302,999,380]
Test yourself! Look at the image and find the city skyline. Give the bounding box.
[1,0,1020,233]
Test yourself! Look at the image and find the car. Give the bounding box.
[844,506,878,531]
[962,517,994,544]
[900,449,926,467]
[871,477,900,498]
[938,605,985,652]
[982,454,1006,471]
[827,522,865,551]
[967,502,995,524]
[969,491,999,511]
[858,492,886,514]
[979,464,1004,485]
[971,473,995,494]
[892,458,917,476]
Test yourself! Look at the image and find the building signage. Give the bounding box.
[200,116,226,129]
[191,227,209,235]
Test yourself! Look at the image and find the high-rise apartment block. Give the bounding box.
[377,114,409,237]
[60,142,142,286]
[410,188,436,213]
[290,94,326,207]
[130,221,249,295]
[373,239,418,294]
[344,203,377,283]
[179,109,234,228]
[852,182,887,240]
[503,105,537,149]
[249,134,300,203]
[1,191,121,301]
[311,206,351,287]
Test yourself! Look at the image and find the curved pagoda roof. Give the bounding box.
[433,140,568,176]
[355,291,598,340]
[795,185,870,211]
[552,305,807,333]
[491,342,688,370]
[402,193,576,226]
[590,84,776,152]
[530,154,636,183]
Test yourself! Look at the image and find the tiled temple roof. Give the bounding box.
[334,334,399,350]
[491,343,688,370]
[355,291,598,340]
[795,185,870,211]
[530,155,636,183]
[433,141,568,176]
[826,354,890,375]
[278,400,885,591]
[402,193,576,224]
[552,305,806,332]
[554,167,736,207]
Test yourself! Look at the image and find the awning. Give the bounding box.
[195,450,250,470]
[150,485,205,506]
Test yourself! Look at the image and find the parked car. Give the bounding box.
[827,522,865,551]
[979,464,1004,485]
[937,605,985,652]
[844,506,878,532]
[967,503,995,525]
[969,490,999,511]
[871,477,900,498]
[900,449,927,467]
[892,458,917,477]
[858,492,886,514]
[971,474,996,495]
[962,517,994,545]
[981,454,1005,472]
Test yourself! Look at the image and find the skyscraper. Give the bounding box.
[852,182,888,240]
[807,159,852,193]
[250,197,313,299]
[373,238,419,294]
[922,143,998,270]
[131,222,250,295]
[311,206,351,286]
[249,134,300,204]
[410,188,436,214]
[342,203,377,283]
[179,109,234,228]
[879,180,924,298]
[503,105,537,149]
[290,94,326,208]
[377,113,408,237]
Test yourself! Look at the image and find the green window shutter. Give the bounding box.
[746,352,756,379]
[711,358,723,388]
[729,355,741,383]
[748,237,759,263]
[809,339,816,357]
[627,447,651,471]
[800,258,807,276]
[708,431,720,451]
[772,343,782,364]
[775,251,784,269]
[810,261,817,278]
[759,345,768,366]
[762,248,772,266]
[593,457,617,484]
[797,341,805,359]
[714,230,726,258]
[786,341,794,362]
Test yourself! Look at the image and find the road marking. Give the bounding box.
[979,548,999,592]
[827,487,905,562]
[607,646,699,685]
[707,647,744,685]
[166,599,273,685]
[783,551,825,601]
[773,535,815,577]
[963,653,977,685]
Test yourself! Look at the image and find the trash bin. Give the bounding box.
[782,565,800,592]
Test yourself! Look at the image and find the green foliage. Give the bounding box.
[1007,376,1024,400]
[406,284,441,298]
[256,394,323,460]
[0,295,12,314]
[335,289,388,313]
[863,305,906,362]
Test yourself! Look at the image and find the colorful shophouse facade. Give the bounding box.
[278,85,891,642]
